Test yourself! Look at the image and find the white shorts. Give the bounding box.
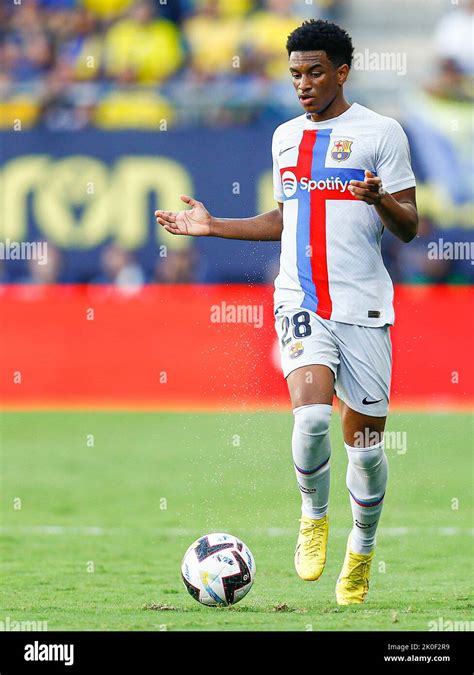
[274,306,392,417]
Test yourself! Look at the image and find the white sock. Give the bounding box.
[345,440,388,554]
[292,404,332,520]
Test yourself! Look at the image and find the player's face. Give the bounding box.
[289,51,347,115]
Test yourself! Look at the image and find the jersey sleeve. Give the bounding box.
[272,130,284,203]
[375,118,416,194]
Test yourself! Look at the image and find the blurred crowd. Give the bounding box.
[1,0,472,130]
[2,222,472,287]
[427,0,474,101]
[0,0,345,129]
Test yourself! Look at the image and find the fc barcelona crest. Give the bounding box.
[331,139,353,162]
[289,341,304,359]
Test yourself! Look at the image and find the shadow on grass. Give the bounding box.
[143,602,344,614]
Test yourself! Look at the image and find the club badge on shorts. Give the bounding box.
[289,341,304,359]
[331,140,353,162]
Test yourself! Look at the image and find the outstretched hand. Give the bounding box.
[155,195,212,237]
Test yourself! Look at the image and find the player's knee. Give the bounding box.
[293,403,332,437]
[345,440,387,471]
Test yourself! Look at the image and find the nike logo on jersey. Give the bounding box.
[279,145,296,156]
[362,397,383,405]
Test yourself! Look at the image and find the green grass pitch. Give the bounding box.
[0,410,472,631]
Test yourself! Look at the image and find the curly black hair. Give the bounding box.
[286,19,354,69]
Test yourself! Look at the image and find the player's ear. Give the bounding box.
[337,63,349,86]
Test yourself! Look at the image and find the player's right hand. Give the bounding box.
[155,195,212,237]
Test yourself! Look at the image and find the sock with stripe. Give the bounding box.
[292,404,332,520]
[345,439,388,554]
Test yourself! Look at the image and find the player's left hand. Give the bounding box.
[348,170,386,205]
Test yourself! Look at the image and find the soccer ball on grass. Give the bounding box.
[181,532,256,606]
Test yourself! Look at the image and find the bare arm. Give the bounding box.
[210,205,283,240]
[373,187,418,243]
[349,171,418,243]
[155,196,283,241]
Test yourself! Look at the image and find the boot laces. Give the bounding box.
[300,519,325,558]
[344,555,371,588]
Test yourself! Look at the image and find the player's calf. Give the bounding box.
[345,439,388,555]
[336,439,388,603]
[292,403,332,580]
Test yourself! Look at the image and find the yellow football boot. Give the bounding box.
[294,515,329,581]
[336,535,374,605]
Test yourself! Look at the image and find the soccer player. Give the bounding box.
[155,20,418,605]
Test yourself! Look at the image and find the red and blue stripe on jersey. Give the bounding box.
[280,129,365,319]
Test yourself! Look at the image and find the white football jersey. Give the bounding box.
[272,103,416,326]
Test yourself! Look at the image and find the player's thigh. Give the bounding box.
[287,364,335,408]
[339,399,386,447]
[275,308,338,408]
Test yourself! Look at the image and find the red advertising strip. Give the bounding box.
[0,284,472,410]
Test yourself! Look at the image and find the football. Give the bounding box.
[181,533,256,606]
